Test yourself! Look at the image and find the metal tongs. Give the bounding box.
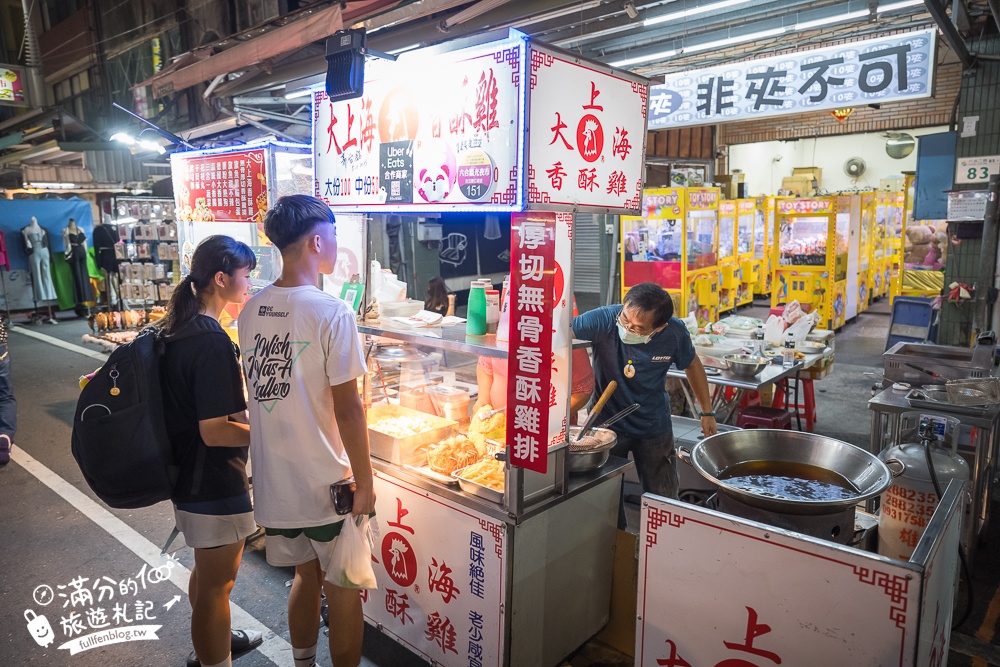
[575,381,618,441]
[596,402,641,430]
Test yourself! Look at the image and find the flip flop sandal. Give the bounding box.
[186,629,264,666]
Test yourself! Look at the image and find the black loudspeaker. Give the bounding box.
[325,29,366,102]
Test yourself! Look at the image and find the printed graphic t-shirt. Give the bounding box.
[238,285,366,528]
[572,305,695,439]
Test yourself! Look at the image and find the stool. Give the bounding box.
[773,377,817,432]
[737,406,793,430]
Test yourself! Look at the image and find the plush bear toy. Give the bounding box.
[904,225,935,266]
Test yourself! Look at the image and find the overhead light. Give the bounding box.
[645,0,752,27]
[138,139,166,155]
[284,88,314,100]
[24,182,77,189]
[516,0,602,28]
[554,23,636,48]
[110,132,136,146]
[683,26,786,54]
[880,0,924,10]
[609,49,678,67]
[794,10,868,31]
[111,131,165,154]
[443,0,509,29]
[624,1,639,20]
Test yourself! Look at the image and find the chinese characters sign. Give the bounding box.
[364,473,505,667]
[527,46,649,213]
[171,149,268,223]
[314,33,525,212]
[649,29,935,129]
[0,64,26,105]
[506,214,557,473]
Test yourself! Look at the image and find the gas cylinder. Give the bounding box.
[877,412,969,561]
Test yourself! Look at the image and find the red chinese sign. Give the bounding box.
[506,215,556,473]
[171,149,268,223]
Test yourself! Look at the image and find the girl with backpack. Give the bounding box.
[159,235,263,667]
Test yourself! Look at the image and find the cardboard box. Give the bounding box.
[715,173,744,199]
[793,166,823,186]
[781,176,813,197]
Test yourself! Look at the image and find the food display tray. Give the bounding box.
[366,404,457,465]
[402,464,459,486]
[903,388,991,416]
[452,465,504,503]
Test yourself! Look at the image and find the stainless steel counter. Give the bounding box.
[371,455,633,525]
[360,324,591,358]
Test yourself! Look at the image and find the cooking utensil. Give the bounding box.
[904,362,947,379]
[476,406,506,421]
[566,426,618,473]
[576,380,618,440]
[596,402,640,430]
[722,353,770,378]
[676,430,893,516]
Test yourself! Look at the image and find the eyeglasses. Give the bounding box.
[618,311,655,337]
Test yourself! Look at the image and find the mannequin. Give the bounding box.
[62,217,90,316]
[92,215,121,311]
[21,218,57,303]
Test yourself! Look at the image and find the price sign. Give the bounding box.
[955,156,1000,184]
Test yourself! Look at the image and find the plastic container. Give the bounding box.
[426,385,471,421]
[496,275,511,341]
[782,332,795,368]
[467,281,488,336]
[485,290,500,334]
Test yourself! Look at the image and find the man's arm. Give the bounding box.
[683,356,718,437]
[199,417,250,447]
[331,380,376,516]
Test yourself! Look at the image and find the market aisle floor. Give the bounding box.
[4,306,1000,666]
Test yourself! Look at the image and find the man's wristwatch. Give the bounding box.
[698,411,716,418]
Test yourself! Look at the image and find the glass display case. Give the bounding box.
[899,173,947,298]
[717,200,738,313]
[687,209,719,270]
[735,199,757,307]
[779,217,830,266]
[621,188,685,291]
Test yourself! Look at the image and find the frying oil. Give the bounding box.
[718,460,859,501]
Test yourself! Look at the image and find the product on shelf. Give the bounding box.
[456,457,505,492]
[369,415,439,438]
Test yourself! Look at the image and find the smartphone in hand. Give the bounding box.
[330,477,356,516]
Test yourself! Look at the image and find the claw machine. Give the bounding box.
[886,189,906,303]
[313,27,650,667]
[869,191,891,300]
[754,196,788,297]
[856,191,876,313]
[772,197,848,330]
[717,200,738,313]
[687,187,721,324]
[621,187,719,325]
[735,199,757,308]
[897,173,947,299]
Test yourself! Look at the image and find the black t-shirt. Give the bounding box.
[161,316,249,505]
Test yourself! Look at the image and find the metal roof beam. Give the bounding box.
[923,0,974,67]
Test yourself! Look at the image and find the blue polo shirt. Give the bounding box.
[573,305,696,439]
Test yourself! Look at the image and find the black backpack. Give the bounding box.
[71,320,222,509]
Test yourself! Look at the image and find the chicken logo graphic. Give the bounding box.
[576,114,603,163]
[380,532,417,588]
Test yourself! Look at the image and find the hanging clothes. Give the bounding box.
[92,224,119,273]
[0,231,9,271]
[63,228,90,305]
[21,226,57,302]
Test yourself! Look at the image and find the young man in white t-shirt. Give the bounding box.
[238,195,375,667]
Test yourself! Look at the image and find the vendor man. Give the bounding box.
[573,282,717,521]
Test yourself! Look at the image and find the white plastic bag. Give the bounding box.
[329,516,378,590]
[763,314,786,345]
[784,310,820,342]
[782,300,803,324]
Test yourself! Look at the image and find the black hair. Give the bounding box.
[263,194,335,250]
[426,277,449,312]
[161,235,256,334]
[623,282,674,329]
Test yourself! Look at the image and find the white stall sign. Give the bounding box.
[314,33,526,212]
[365,472,506,667]
[955,156,1000,184]
[527,46,648,214]
[649,29,935,129]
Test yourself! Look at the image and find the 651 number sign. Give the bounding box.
[956,156,1000,184]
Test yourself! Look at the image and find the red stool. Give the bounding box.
[737,406,793,430]
[773,378,817,432]
[723,387,762,409]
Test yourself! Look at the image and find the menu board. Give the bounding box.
[171,148,268,223]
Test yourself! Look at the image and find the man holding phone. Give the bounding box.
[239,195,375,667]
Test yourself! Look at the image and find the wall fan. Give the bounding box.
[844,157,867,179]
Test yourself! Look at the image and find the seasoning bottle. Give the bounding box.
[485,290,500,334]
[467,281,488,336]
[754,325,765,356]
[782,332,796,368]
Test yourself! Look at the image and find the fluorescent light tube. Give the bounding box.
[684,26,786,54]
[645,0,752,27]
[609,49,679,68]
[794,10,868,31]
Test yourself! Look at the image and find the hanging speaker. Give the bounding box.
[325,29,366,102]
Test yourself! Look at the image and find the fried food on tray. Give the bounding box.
[369,416,436,438]
[426,435,484,475]
[457,458,505,492]
[470,404,505,434]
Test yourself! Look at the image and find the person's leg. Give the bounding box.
[630,430,679,500]
[190,540,246,665]
[288,559,323,652]
[322,581,363,667]
[0,340,16,467]
[610,435,636,529]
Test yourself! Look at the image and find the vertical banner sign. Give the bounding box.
[171,149,268,223]
[548,213,574,449]
[527,45,649,214]
[507,214,556,473]
[648,29,935,129]
[364,473,506,667]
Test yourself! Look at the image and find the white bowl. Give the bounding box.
[381,299,425,318]
[795,341,826,354]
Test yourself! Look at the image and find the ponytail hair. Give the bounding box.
[160,235,256,334]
